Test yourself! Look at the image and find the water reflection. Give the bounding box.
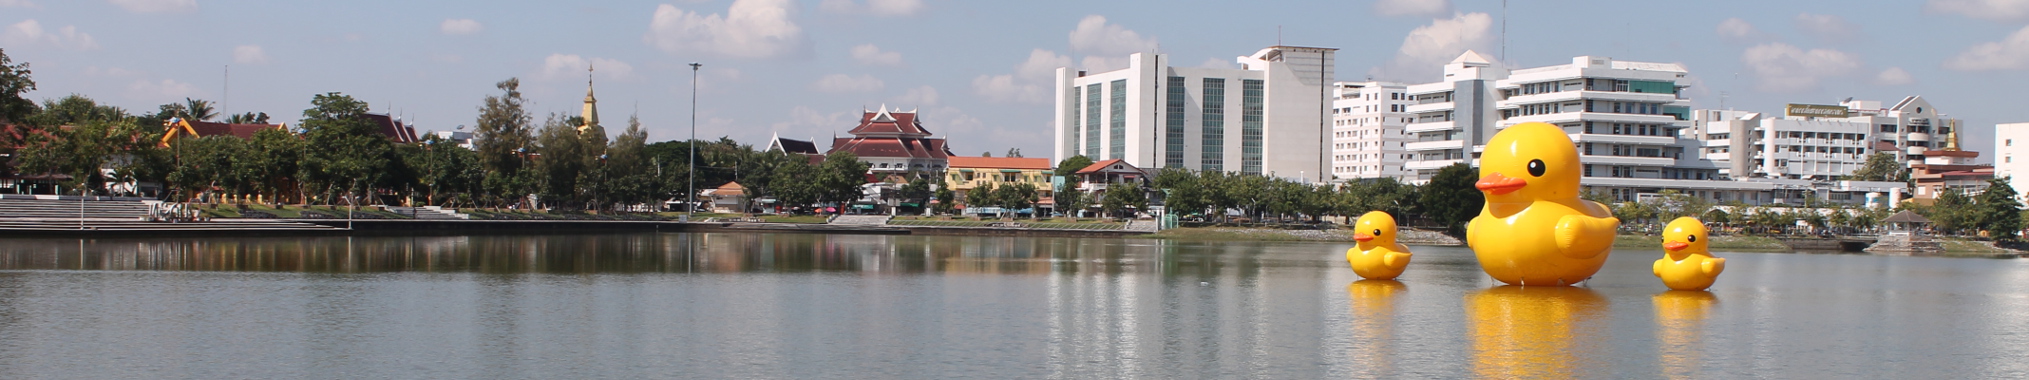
[1346,280,1405,378]
[1654,291,1717,380]
[1468,286,1609,379]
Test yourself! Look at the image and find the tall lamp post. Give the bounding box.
[687,62,701,221]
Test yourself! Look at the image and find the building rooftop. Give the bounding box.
[947,156,1051,170]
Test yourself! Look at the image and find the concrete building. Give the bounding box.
[430,130,475,150]
[1330,81,1413,181]
[1693,97,1963,180]
[1996,122,2029,201]
[1402,51,1506,181]
[1053,46,1337,182]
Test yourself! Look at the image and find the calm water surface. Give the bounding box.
[0,233,2023,379]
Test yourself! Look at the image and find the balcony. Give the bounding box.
[1405,121,1458,133]
[1579,154,1675,167]
[1570,133,1678,146]
[1505,112,1684,125]
[1405,102,1454,113]
[1405,159,1465,171]
[1405,140,1467,151]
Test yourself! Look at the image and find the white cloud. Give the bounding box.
[810,73,885,93]
[1925,0,2029,22]
[440,19,483,35]
[1741,42,1862,92]
[233,45,268,64]
[973,48,1069,104]
[895,85,938,106]
[1875,67,1914,85]
[1,0,41,9]
[818,0,923,16]
[1,20,99,50]
[126,79,199,101]
[108,0,195,13]
[850,44,902,66]
[770,105,855,133]
[1199,57,1237,69]
[1716,17,1762,42]
[971,74,1047,104]
[1079,56,1129,73]
[1794,13,1860,43]
[541,54,634,80]
[1370,12,1494,80]
[1068,15,1156,55]
[643,0,807,59]
[1945,25,2029,71]
[1374,0,1450,17]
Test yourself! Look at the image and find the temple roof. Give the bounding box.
[363,114,420,144]
[828,136,951,159]
[159,119,286,147]
[847,105,930,137]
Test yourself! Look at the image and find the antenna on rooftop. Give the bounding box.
[1501,0,1507,63]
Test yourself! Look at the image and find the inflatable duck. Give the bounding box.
[1465,122,1620,286]
[1653,217,1726,291]
[1347,211,1413,280]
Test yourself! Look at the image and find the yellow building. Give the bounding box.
[945,156,1054,209]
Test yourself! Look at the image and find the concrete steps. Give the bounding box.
[384,206,469,220]
[0,219,340,231]
[0,198,151,220]
[828,215,892,225]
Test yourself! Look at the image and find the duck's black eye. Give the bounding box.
[1372,229,1382,236]
[1688,235,1697,242]
[1527,159,1546,177]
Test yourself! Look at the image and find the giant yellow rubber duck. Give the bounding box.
[1346,211,1413,280]
[1654,217,1726,291]
[1466,122,1620,286]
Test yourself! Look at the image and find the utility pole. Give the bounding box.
[688,62,702,221]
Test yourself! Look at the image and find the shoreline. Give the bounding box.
[1139,226,2022,257]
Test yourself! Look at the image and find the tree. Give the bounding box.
[815,151,871,208]
[1056,180,1087,217]
[474,78,536,207]
[298,92,392,206]
[598,115,658,211]
[0,48,34,124]
[933,182,957,215]
[897,177,933,214]
[224,112,271,124]
[245,128,305,204]
[1099,181,1147,219]
[533,114,594,210]
[1418,163,1482,236]
[1976,178,2024,241]
[1848,153,1906,182]
[1153,167,1206,217]
[18,119,125,194]
[1927,188,1975,235]
[1006,148,1022,158]
[1055,155,1094,177]
[969,182,1000,214]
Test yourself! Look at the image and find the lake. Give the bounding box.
[0,233,2022,379]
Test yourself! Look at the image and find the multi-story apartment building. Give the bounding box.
[1330,81,1412,181]
[1691,97,1964,182]
[1996,123,2029,201]
[1052,46,1337,182]
[1402,51,1505,181]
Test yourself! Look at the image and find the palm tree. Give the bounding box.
[182,98,217,121]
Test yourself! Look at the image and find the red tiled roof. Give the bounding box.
[364,114,419,143]
[947,156,1050,170]
[1076,159,1134,174]
[186,121,283,139]
[847,109,930,136]
[828,137,952,159]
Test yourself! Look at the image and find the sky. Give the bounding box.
[6,0,2029,162]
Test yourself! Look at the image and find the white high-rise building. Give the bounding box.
[1330,81,1412,181]
[1052,46,1337,181]
[1993,123,2029,200]
[1691,97,1962,180]
[1402,51,1506,181]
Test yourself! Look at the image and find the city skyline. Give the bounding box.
[5,0,2028,162]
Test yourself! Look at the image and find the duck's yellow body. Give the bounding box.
[1346,211,1412,280]
[1465,122,1619,286]
[1653,217,1726,291]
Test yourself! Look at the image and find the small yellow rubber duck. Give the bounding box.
[1346,211,1412,280]
[1466,122,1621,286]
[1653,217,1725,291]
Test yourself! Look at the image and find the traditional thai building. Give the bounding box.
[827,105,952,181]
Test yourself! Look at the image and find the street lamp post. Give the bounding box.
[687,62,701,221]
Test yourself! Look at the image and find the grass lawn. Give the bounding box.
[1937,238,2022,257]
[887,219,1125,230]
[760,215,831,224]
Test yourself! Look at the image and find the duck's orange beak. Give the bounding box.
[1664,242,1689,251]
[1475,172,1528,195]
[1353,233,1374,242]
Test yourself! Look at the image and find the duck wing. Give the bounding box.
[1701,257,1726,276]
[1555,214,1620,259]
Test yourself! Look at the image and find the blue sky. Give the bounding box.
[5,0,2029,160]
